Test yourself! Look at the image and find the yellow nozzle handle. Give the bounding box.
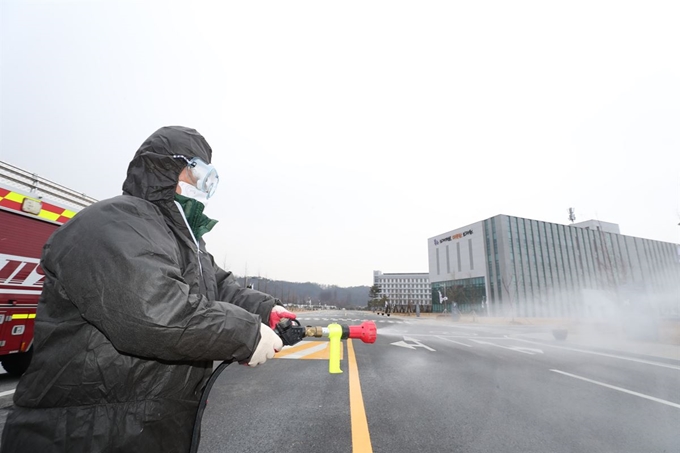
[328,323,343,374]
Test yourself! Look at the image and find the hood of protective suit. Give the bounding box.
[122,126,213,202]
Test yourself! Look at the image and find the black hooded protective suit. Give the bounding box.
[1,126,277,452]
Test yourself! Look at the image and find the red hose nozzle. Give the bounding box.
[348,321,377,343]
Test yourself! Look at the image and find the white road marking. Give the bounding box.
[551,369,680,409]
[0,389,16,397]
[513,338,680,371]
[391,337,436,351]
[391,341,416,350]
[511,347,544,354]
[429,331,478,336]
[403,337,436,351]
[471,339,539,354]
[393,334,508,340]
[280,342,329,358]
[436,336,472,347]
[297,317,405,324]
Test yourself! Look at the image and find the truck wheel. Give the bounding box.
[1,348,33,377]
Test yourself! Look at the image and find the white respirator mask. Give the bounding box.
[177,181,210,207]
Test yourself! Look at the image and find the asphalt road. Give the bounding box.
[1,311,679,452]
[0,364,18,439]
[198,311,680,453]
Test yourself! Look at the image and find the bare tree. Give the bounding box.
[501,273,517,321]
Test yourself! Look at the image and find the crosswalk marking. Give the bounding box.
[297,317,409,324]
[274,340,344,360]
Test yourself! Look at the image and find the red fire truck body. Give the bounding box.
[0,161,96,375]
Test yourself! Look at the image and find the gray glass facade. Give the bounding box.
[482,215,680,318]
[431,277,486,314]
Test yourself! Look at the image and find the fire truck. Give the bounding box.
[0,161,96,376]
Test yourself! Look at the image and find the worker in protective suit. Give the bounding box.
[1,126,296,452]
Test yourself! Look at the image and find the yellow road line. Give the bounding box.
[347,339,373,453]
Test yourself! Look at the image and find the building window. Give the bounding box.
[457,241,462,272]
[446,244,450,274]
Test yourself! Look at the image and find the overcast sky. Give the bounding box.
[1,1,679,287]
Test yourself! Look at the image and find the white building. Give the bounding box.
[428,215,680,318]
[428,222,486,314]
[373,271,430,312]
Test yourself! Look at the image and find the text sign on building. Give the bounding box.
[434,229,473,245]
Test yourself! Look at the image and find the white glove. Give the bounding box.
[248,324,284,367]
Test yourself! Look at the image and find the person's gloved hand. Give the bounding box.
[269,305,297,329]
[248,324,284,367]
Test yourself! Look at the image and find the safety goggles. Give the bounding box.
[173,155,219,198]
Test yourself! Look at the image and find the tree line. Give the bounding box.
[234,275,370,309]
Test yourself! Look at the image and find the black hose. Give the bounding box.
[189,360,232,453]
